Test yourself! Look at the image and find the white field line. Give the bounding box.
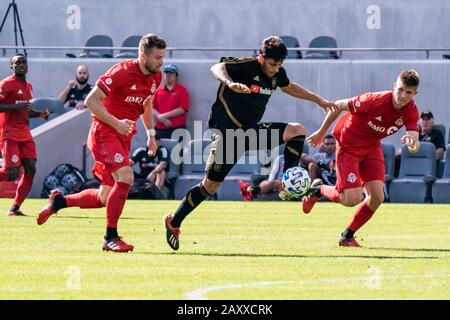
[185,274,450,300]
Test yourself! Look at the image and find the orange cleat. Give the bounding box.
[102,236,134,252]
[36,189,62,225]
[164,214,180,250]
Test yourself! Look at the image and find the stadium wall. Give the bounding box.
[0,0,449,59]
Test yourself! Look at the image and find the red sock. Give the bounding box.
[105,181,130,228]
[347,202,375,232]
[320,185,341,203]
[66,189,103,208]
[13,174,33,206]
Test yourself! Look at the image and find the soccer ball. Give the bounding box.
[61,173,82,191]
[281,166,311,197]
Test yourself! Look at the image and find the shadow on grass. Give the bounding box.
[367,247,450,253]
[136,251,439,260]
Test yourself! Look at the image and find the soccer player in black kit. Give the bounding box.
[164,36,337,250]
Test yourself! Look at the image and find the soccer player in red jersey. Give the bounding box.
[37,34,166,252]
[0,54,49,216]
[303,70,421,247]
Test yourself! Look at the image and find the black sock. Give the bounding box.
[10,204,20,213]
[105,227,119,241]
[283,135,305,172]
[52,194,67,211]
[251,186,261,196]
[342,228,355,239]
[171,184,212,228]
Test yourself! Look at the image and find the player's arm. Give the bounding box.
[401,130,420,153]
[210,62,251,94]
[28,108,49,120]
[57,80,75,102]
[85,86,134,136]
[306,99,350,147]
[280,82,338,112]
[0,101,32,113]
[159,108,186,120]
[141,95,157,156]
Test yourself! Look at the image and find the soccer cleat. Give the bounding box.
[6,210,26,216]
[239,180,254,201]
[102,237,134,252]
[338,235,362,248]
[164,214,180,251]
[301,178,323,214]
[36,189,62,225]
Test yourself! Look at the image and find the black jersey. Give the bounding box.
[419,128,446,150]
[130,146,169,179]
[209,56,290,129]
[65,83,93,108]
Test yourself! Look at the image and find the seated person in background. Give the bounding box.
[239,155,285,201]
[418,110,445,159]
[300,134,336,185]
[394,110,445,176]
[151,64,190,139]
[57,65,92,109]
[129,134,169,194]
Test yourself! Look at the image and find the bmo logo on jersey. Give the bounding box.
[125,96,144,104]
[367,120,386,133]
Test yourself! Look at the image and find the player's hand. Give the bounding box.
[306,130,325,147]
[115,119,135,136]
[318,99,339,113]
[68,80,76,88]
[75,102,86,110]
[401,134,418,153]
[17,102,33,112]
[147,135,157,157]
[40,108,50,120]
[228,82,251,94]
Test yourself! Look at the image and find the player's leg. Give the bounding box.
[164,131,238,250]
[101,165,133,245]
[339,152,385,247]
[155,171,166,191]
[281,123,306,172]
[9,157,36,215]
[302,144,364,213]
[2,140,25,216]
[36,162,108,225]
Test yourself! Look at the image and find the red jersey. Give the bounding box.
[152,83,190,129]
[333,91,419,150]
[0,75,33,142]
[95,59,162,141]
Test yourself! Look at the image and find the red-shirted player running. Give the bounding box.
[37,34,166,252]
[303,69,421,247]
[0,54,49,216]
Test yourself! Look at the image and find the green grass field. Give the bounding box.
[0,199,449,300]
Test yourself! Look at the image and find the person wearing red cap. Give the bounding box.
[151,64,190,140]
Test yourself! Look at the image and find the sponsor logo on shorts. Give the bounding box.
[347,172,357,183]
[11,154,19,163]
[114,153,124,163]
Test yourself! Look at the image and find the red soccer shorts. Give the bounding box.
[335,143,385,193]
[87,123,131,187]
[0,139,37,168]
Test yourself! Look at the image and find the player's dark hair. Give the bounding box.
[324,134,335,140]
[399,69,420,87]
[10,53,26,65]
[259,36,288,62]
[139,34,166,54]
